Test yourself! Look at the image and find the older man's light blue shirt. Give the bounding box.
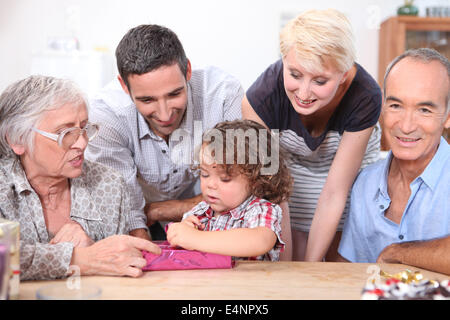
[339,137,450,263]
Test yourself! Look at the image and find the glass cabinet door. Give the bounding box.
[406,30,449,57]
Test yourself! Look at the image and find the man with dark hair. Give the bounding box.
[338,48,450,275]
[85,24,243,240]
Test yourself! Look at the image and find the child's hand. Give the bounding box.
[181,215,205,230]
[166,222,201,250]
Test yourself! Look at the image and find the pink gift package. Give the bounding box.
[142,241,233,271]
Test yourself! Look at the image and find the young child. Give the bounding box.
[166,120,292,261]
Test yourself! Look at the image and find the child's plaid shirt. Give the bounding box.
[182,195,285,261]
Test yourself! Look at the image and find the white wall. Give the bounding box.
[0,0,440,94]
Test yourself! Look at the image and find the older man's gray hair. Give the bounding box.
[383,48,450,112]
[0,75,88,157]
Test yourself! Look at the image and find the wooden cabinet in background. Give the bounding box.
[378,16,450,150]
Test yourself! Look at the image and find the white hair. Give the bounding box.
[0,75,88,157]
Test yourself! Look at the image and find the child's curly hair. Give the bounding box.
[196,120,292,204]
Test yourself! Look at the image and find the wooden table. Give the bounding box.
[19,261,448,300]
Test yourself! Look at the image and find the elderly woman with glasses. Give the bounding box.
[0,75,160,280]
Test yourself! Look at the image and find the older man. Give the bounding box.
[85,24,243,240]
[338,48,450,274]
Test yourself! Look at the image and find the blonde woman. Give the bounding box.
[242,9,381,261]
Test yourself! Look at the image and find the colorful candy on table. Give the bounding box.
[362,269,450,300]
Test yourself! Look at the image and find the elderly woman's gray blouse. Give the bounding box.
[0,156,130,280]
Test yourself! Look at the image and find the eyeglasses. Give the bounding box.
[32,123,99,150]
